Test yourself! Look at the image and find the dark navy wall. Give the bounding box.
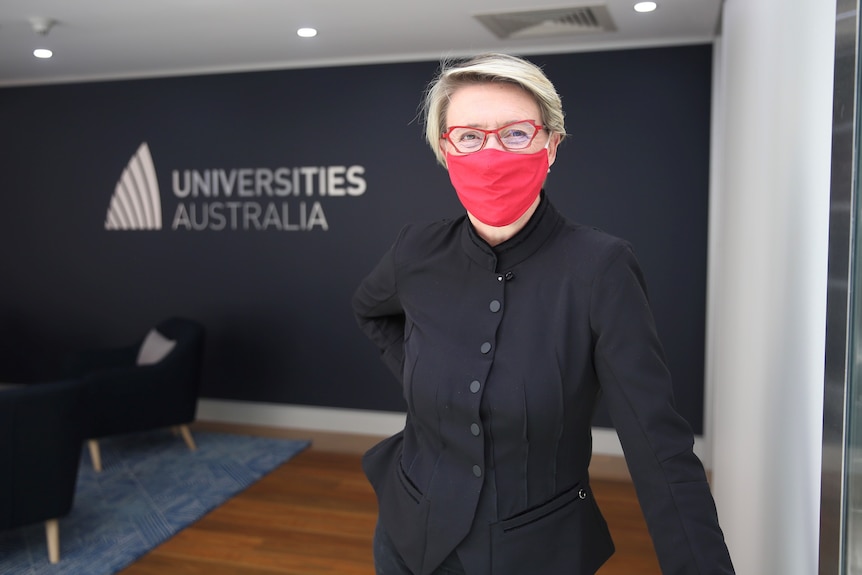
[0,45,713,432]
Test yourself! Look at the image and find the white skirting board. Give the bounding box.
[196,398,709,466]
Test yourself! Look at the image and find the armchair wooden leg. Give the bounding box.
[176,424,197,451]
[88,439,103,472]
[46,518,60,564]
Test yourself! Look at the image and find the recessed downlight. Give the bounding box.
[634,2,658,12]
[33,48,53,59]
[297,27,318,38]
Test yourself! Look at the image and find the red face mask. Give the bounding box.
[446,147,549,227]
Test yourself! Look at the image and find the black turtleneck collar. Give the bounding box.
[459,191,565,273]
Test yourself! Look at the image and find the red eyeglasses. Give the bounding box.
[442,120,545,153]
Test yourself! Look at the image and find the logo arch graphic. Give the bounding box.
[105,142,162,230]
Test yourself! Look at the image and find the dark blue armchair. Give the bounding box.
[0,379,87,563]
[65,317,205,471]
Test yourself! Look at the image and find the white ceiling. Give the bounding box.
[0,0,722,87]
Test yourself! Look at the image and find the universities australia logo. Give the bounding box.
[105,142,367,232]
[105,142,162,230]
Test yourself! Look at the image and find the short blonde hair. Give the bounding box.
[422,53,567,167]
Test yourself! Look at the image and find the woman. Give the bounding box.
[352,53,734,575]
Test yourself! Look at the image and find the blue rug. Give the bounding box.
[0,430,310,575]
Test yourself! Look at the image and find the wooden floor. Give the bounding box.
[117,440,661,575]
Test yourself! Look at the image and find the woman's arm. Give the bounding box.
[590,242,734,574]
[352,234,407,382]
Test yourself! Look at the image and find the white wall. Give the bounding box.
[707,0,836,573]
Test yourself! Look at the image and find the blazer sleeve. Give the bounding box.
[590,242,735,574]
[352,229,408,383]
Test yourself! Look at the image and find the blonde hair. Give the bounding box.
[421,53,567,167]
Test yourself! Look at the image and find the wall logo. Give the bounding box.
[105,142,162,231]
[105,142,367,232]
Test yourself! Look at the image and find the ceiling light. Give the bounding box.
[297,27,318,38]
[30,17,56,59]
[634,2,658,12]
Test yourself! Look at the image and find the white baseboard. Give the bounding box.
[197,398,407,436]
[197,398,708,465]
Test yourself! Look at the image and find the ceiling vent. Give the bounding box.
[474,5,617,39]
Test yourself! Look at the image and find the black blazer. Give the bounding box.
[353,196,734,575]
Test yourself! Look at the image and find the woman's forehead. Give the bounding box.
[445,82,540,126]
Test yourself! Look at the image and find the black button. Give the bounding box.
[504,271,515,281]
[470,423,481,436]
[489,300,501,313]
[472,465,482,477]
[480,342,492,354]
[470,380,481,393]
[578,489,588,500]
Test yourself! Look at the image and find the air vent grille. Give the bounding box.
[475,5,617,39]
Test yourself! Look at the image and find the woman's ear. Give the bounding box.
[439,140,449,169]
[547,133,562,168]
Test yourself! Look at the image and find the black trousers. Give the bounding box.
[373,520,467,575]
